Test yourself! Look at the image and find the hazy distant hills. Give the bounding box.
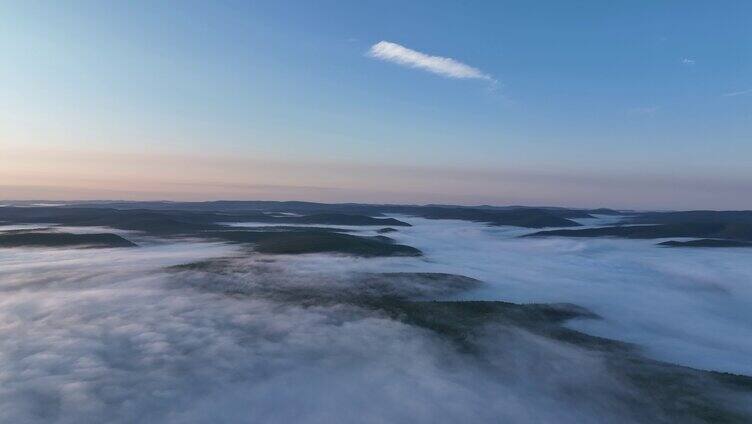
[204,230,421,256]
[628,210,752,225]
[526,222,752,241]
[50,200,600,228]
[658,239,752,248]
[0,206,419,255]
[0,201,599,255]
[39,199,616,215]
[1,203,586,230]
[4,202,752,249]
[0,208,410,233]
[525,210,752,247]
[0,231,136,248]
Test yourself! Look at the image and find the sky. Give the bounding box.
[1,0,750,209]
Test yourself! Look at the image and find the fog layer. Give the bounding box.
[385,217,752,375]
[2,217,751,422]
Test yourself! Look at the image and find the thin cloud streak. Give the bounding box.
[723,88,752,97]
[368,41,495,83]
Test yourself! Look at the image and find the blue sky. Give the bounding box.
[1,1,750,208]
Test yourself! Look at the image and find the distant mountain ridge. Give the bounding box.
[1,201,598,229]
[0,232,136,248]
[110,201,613,228]
[525,210,752,247]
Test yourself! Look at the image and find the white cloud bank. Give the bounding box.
[368,41,495,83]
[387,217,752,375]
[0,238,641,423]
[2,220,752,422]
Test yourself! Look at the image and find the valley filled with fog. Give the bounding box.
[383,216,752,375]
[2,207,752,423]
[5,2,749,422]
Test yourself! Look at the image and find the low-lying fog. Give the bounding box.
[231,215,752,375]
[2,216,751,423]
[387,216,752,375]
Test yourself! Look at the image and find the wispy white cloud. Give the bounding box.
[368,41,495,83]
[681,58,696,65]
[723,88,752,97]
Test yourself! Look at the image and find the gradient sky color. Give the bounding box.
[2,0,751,208]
